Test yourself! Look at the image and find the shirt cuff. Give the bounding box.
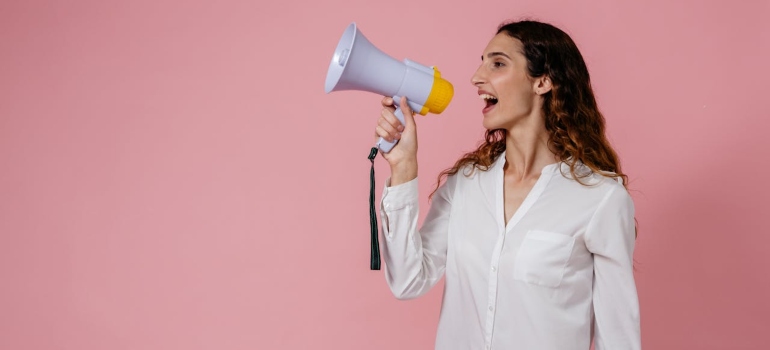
[382,177,419,211]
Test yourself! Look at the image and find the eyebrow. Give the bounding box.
[481,52,511,60]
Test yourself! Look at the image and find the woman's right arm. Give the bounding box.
[375,97,454,300]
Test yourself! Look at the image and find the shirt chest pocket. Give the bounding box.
[513,230,575,288]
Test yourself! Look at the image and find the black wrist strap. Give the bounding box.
[368,147,381,270]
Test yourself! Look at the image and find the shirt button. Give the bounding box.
[489,306,493,311]
[491,266,497,272]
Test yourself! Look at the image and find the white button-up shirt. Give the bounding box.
[380,153,640,350]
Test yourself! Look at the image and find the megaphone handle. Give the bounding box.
[376,107,405,153]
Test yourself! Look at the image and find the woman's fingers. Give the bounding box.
[381,96,396,110]
[375,125,399,142]
[377,114,401,142]
[381,108,404,132]
[375,97,416,157]
[399,96,415,130]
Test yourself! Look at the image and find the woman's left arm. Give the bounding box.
[584,184,641,350]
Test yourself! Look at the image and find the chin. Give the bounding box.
[482,115,507,131]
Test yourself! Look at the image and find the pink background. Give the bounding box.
[2,0,769,349]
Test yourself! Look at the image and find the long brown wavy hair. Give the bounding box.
[432,20,629,198]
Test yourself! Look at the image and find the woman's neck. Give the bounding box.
[503,125,558,180]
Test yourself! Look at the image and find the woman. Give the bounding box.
[374,20,640,349]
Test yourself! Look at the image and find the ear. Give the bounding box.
[533,76,553,95]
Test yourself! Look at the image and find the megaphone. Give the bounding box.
[324,22,454,152]
[324,23,454,271]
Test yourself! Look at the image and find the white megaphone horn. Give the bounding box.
[324,22,454,152]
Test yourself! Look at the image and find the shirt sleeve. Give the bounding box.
[584,184,641,350]
[379,174,455,300]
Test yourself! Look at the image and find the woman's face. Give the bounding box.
[471,34,542,130]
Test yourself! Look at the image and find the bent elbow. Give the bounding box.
[386,275,432,301]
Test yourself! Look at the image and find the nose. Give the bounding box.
[470,64,485,87]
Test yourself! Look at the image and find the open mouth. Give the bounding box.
[480,93,498,113]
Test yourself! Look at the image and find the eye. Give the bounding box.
[492,61,505,68]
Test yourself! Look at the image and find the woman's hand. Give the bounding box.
[375,96,418,185]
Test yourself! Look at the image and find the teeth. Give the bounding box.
[479,94,498,101]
